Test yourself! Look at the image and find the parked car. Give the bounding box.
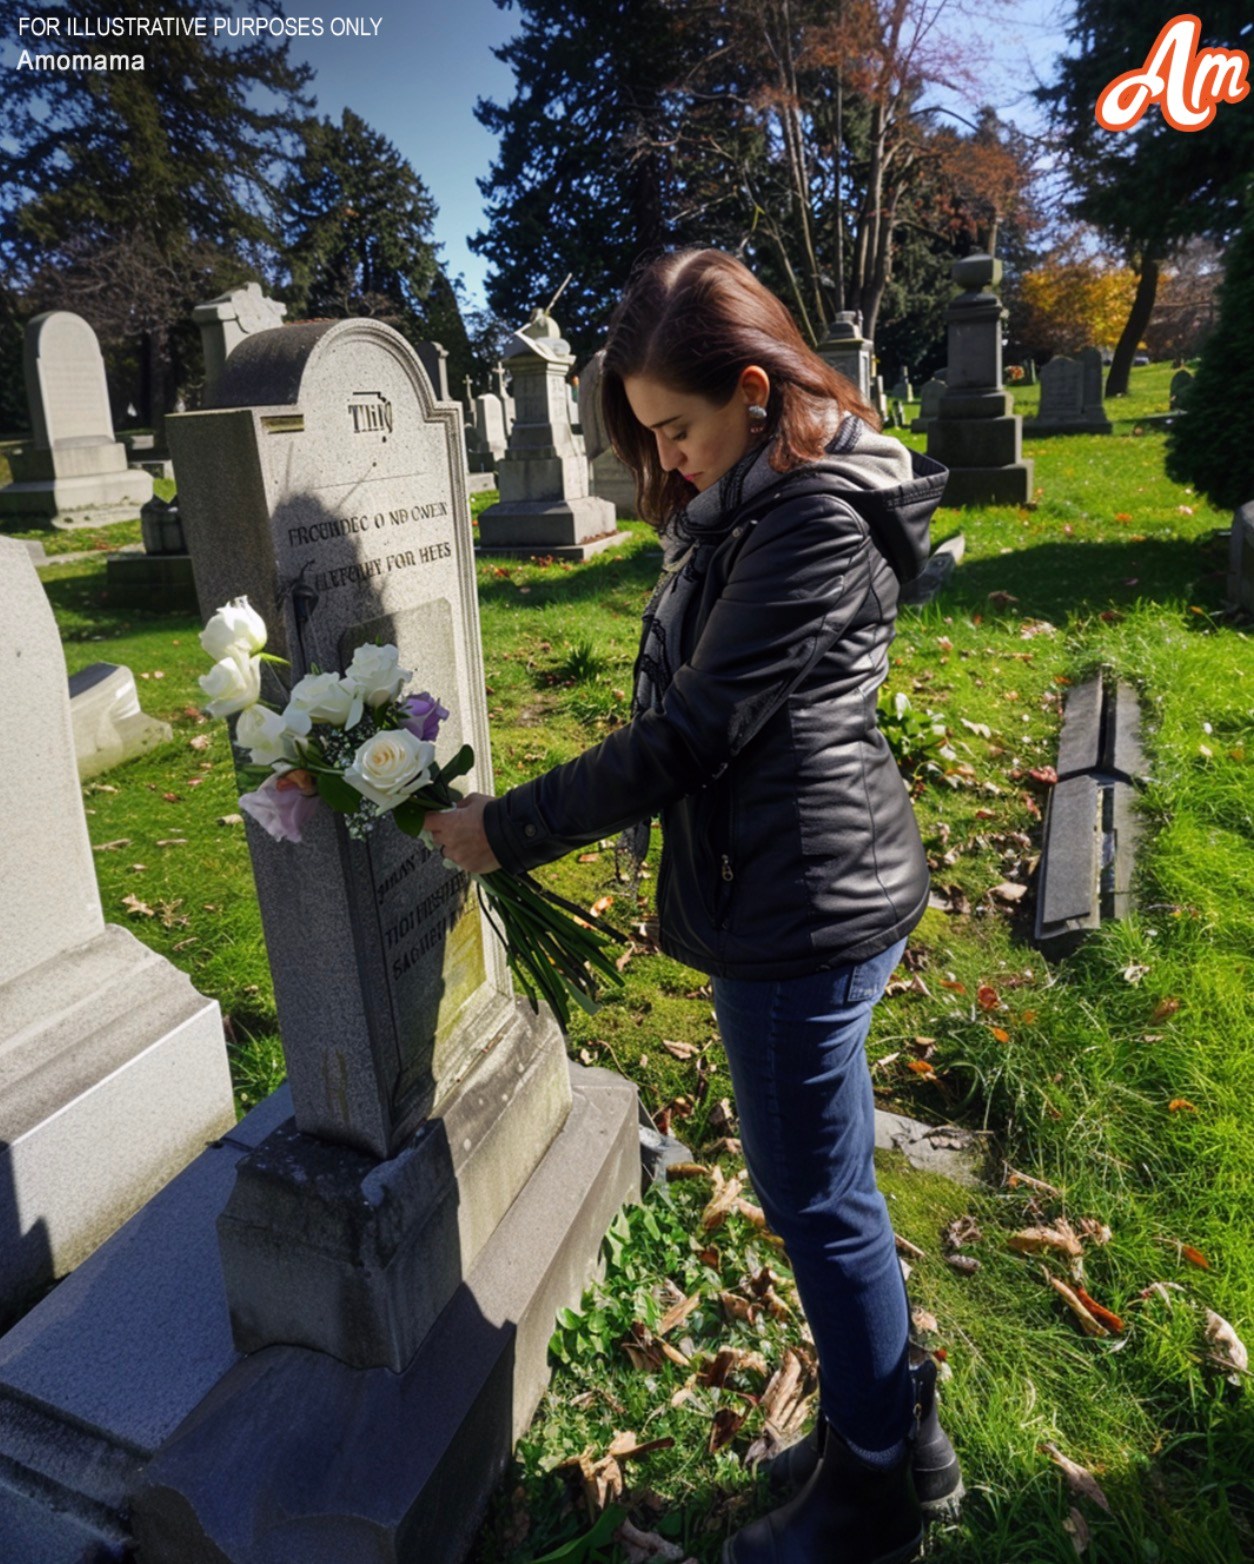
[1133,353,1151,366]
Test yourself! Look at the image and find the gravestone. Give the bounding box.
[69,661,173,779]
[106,492,200,610]
[473,390,508,463]
[477,308,624,560]
[926,255,1034,505]
[580,349,637,518]
[817,310,873,399]
[889,372,913,402]
[1033,349,1112,435]
[416,340,451,404]
[912,376,946,434]
[192,282,287,404]
[492,361,516,432]
[0,312,154,527]
[0,538,233,1324]
[1227,499,1254,614]
[1170,367,1195,410]
[141,316,638,1558]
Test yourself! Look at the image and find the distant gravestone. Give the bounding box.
[889,373,913,402]
[912,377,946,434]
[816,311,873,399]
[579,350,637,518]
[0,538,232,1322]
[926,254,1034,505]
[492,361,516,432]
[0,312,153,528]
[474,391,508,460]
[1227,500,1254,614]
[477,308,623,559]
[1033,348,1112,435]
[192,283,287,404]
[415,340,451,404]
[68,662,172,780]
[1170,368,1195,409]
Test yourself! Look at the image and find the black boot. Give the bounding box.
[762,1355,964,1520]
[723,1430,923,1564]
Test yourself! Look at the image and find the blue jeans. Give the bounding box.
[712,939,911,1468]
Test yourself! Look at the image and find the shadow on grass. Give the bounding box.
[475,539,662,613]
[946,534,1230,626]
[38,564,201,640]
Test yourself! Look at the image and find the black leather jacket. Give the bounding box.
[484,419,948,979]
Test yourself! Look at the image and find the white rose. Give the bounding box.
[234,704,297,767]
[344,728,435,813]
[283,671,364,736]
[199,647,262,718]
[343,643,411,708]
[200,596,267,662]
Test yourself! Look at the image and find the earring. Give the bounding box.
[747,403,768,433]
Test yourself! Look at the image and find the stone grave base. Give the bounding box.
[0,470,153,529]
[1227,501,1254,614]
[0,922,235,1326]
[104,548,200,612]
[901,533,965,609]
[938,462,1035,508]
[466,471,496,494]
[0,1064,638,1564]
[133,457,176,480]
[475,529,629,563]
[69,660,173,780]
[477,496,623,560]
[217,998,576,1371]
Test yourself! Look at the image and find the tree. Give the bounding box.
[0,0,312,426]
[1037,2,1253,396]
[1166,209,1254,511]
[281,110,440,339]
[1009,236,1138,357]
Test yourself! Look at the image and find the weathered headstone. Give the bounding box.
[926,255,1034,506]
[492,361,516,432]
[192,282,287,404]
[416,340,451,404]
[473,390,508,462]
[579,350,637,518]
[0,312,154,527]
[477,309,624,560]
[1227,499,1254,614]
[912,377,946,434]
[817,310,873,399]
[107,313,641,1560]
[0,537,232,1323]
[69,661,172,780]
[1033,348,1112,435]
[889,372,913,403]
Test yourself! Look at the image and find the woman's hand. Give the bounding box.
[425,792,501,874]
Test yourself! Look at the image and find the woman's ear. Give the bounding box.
[740,364,770,408]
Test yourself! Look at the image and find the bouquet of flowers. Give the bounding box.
[198,596,624,1027]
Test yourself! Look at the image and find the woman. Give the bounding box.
[427,249,961,1564]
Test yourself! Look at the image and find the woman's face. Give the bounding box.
[623,370,766,494]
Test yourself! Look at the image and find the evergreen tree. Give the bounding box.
[281,109,440,342]
[0,0,312,425]
[1037,3,1252,395]
[1166,208,1254,512]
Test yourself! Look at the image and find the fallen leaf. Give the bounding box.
[121,894,156,918]
[701,1171,744,1233]
[1063,1506,1092,1554]
[1041,1443,1112,1513]
[735,1198,768,1229]
[992,1026,1011,1043]
[895,1233,927,1261]
[700,1346,769,1388]
[944,1215,983,1250]
[657,1291,703,1336]
[614,1517,688,1563]
[589,895,614,916]
[577,852,600,863]
[1075,1217,1112,1246]
[987,591,1019,609]
[744,1347,818,1466]
[661,1038,700,1061]
[92,838,132,853]
[664,1162,710,1182]
[1204,1310,1249,1384]
[1072,1285,1125,1334]
[1046,1274,1110,1337]
[188,734,212,751]
[939,979,967,995]
[1121,963,1150,985]
[1168,1098,1197,1114]
[155,838,188,847]
[1180,1244,1210,1271]
[991,881,1027,904]
[162,792,182,803]
[977,985,1000,1011]
[907,1059,935,1076]
[1004,1164,1064,1198]
[720,1290,758,1324]
[709,1099,737,1135]
[218,814,244,826]
[912,1307,939,1334]
[1027,766,1058,786]
[962,718,994,738]
[946,1254,980,1276]
[1008,1222,1083,1259]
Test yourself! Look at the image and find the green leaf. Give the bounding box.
[524,1506,627,1563]
[392,798,429,837]
[315,770,361,814]
[436,743,475,785]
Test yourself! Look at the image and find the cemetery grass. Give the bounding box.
[36,364,1253,1562]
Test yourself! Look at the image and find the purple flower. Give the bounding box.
[399,691,449,743]
[239,770,322,843]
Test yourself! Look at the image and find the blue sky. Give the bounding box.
[277,0,1075,310]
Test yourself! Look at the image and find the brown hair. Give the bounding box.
[600,249,880,526]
